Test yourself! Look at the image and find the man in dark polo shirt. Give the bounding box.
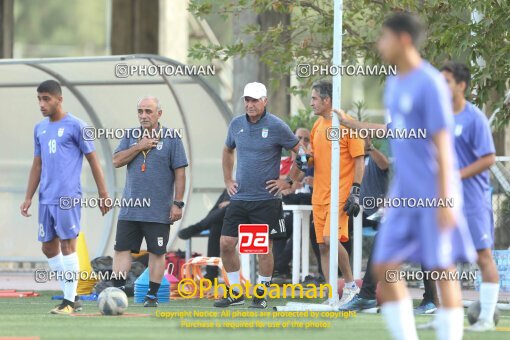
[111,96,188,307]
[214,82,301,309]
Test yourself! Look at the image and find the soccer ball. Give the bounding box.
[466,300,500,325]
[98,287,128,316]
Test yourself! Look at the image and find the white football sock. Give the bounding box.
[435,307,464,340]
[479,282,499,322]
[381,299,418,340]
[62,253,79,302]
[257,275,272,285]
[345,281,357,289]
[227,271,241,292]
[47,253,65,292]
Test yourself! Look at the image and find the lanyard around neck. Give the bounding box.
[138,125,162,172]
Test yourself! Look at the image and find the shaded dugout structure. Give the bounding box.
[0,55,231,262]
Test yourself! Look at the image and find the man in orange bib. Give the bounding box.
[289,80,364,306]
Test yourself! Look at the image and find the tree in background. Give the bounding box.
[14,0,108,57]
[188,0,510,142]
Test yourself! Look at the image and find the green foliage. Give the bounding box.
[352,100,366,121]
[283,108,318,132]
[501,193,510,217]
[14,0,108,57]
[189,0,510,127]
[495,193,510,249]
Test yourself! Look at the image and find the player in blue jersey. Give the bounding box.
[416,61,501,332]
[440,61,499,331]
[20,80,110,314]
[335,60,501,333]
[334,13,477,340]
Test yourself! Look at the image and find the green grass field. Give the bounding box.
[0,291,509,340]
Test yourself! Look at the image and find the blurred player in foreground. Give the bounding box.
[336,53,501,335]
[288,80,365,306]
[21,80,110,314]
[216,82,301,309]
[336,13,477,339]
[112,96,188,307]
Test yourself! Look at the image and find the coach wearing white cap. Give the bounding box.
[214,82,302,309]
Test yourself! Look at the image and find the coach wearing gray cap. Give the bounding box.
[214,82,302,309]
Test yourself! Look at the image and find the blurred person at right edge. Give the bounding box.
[332,12,477,340]
[415,61,499,332]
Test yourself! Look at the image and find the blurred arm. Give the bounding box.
[369,147,390,171]
[85,151,108,196]
[25,156,42,200]
[460,154,495,179]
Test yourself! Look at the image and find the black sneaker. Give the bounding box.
[272,271,291,285]
[302,275,325,286]
[213,288,245,308]
[203,272,218,282]
[249,289,268,309]
[50,300,74,314]
[178,224,206,240]
[143,294,158,307]
[73,296,83,312]
[302,275,316,285]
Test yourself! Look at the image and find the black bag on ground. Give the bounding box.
[92,256,146,297]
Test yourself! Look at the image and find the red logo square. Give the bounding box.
[238,224,269,254]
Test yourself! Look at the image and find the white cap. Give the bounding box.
[242,82,267,99]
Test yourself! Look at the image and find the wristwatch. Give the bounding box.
[173,200,185,208]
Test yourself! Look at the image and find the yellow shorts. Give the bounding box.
[312,203,349,244]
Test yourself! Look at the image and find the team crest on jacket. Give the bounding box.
[58,128,65,137]
[454,124,463,137]
[399,94,412,114]
[262,128,268,138]
[156,141,163,150]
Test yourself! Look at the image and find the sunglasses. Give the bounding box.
[297,136,310,143]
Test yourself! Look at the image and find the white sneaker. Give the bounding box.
[338,286,360,306]
[466,319,495,332]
